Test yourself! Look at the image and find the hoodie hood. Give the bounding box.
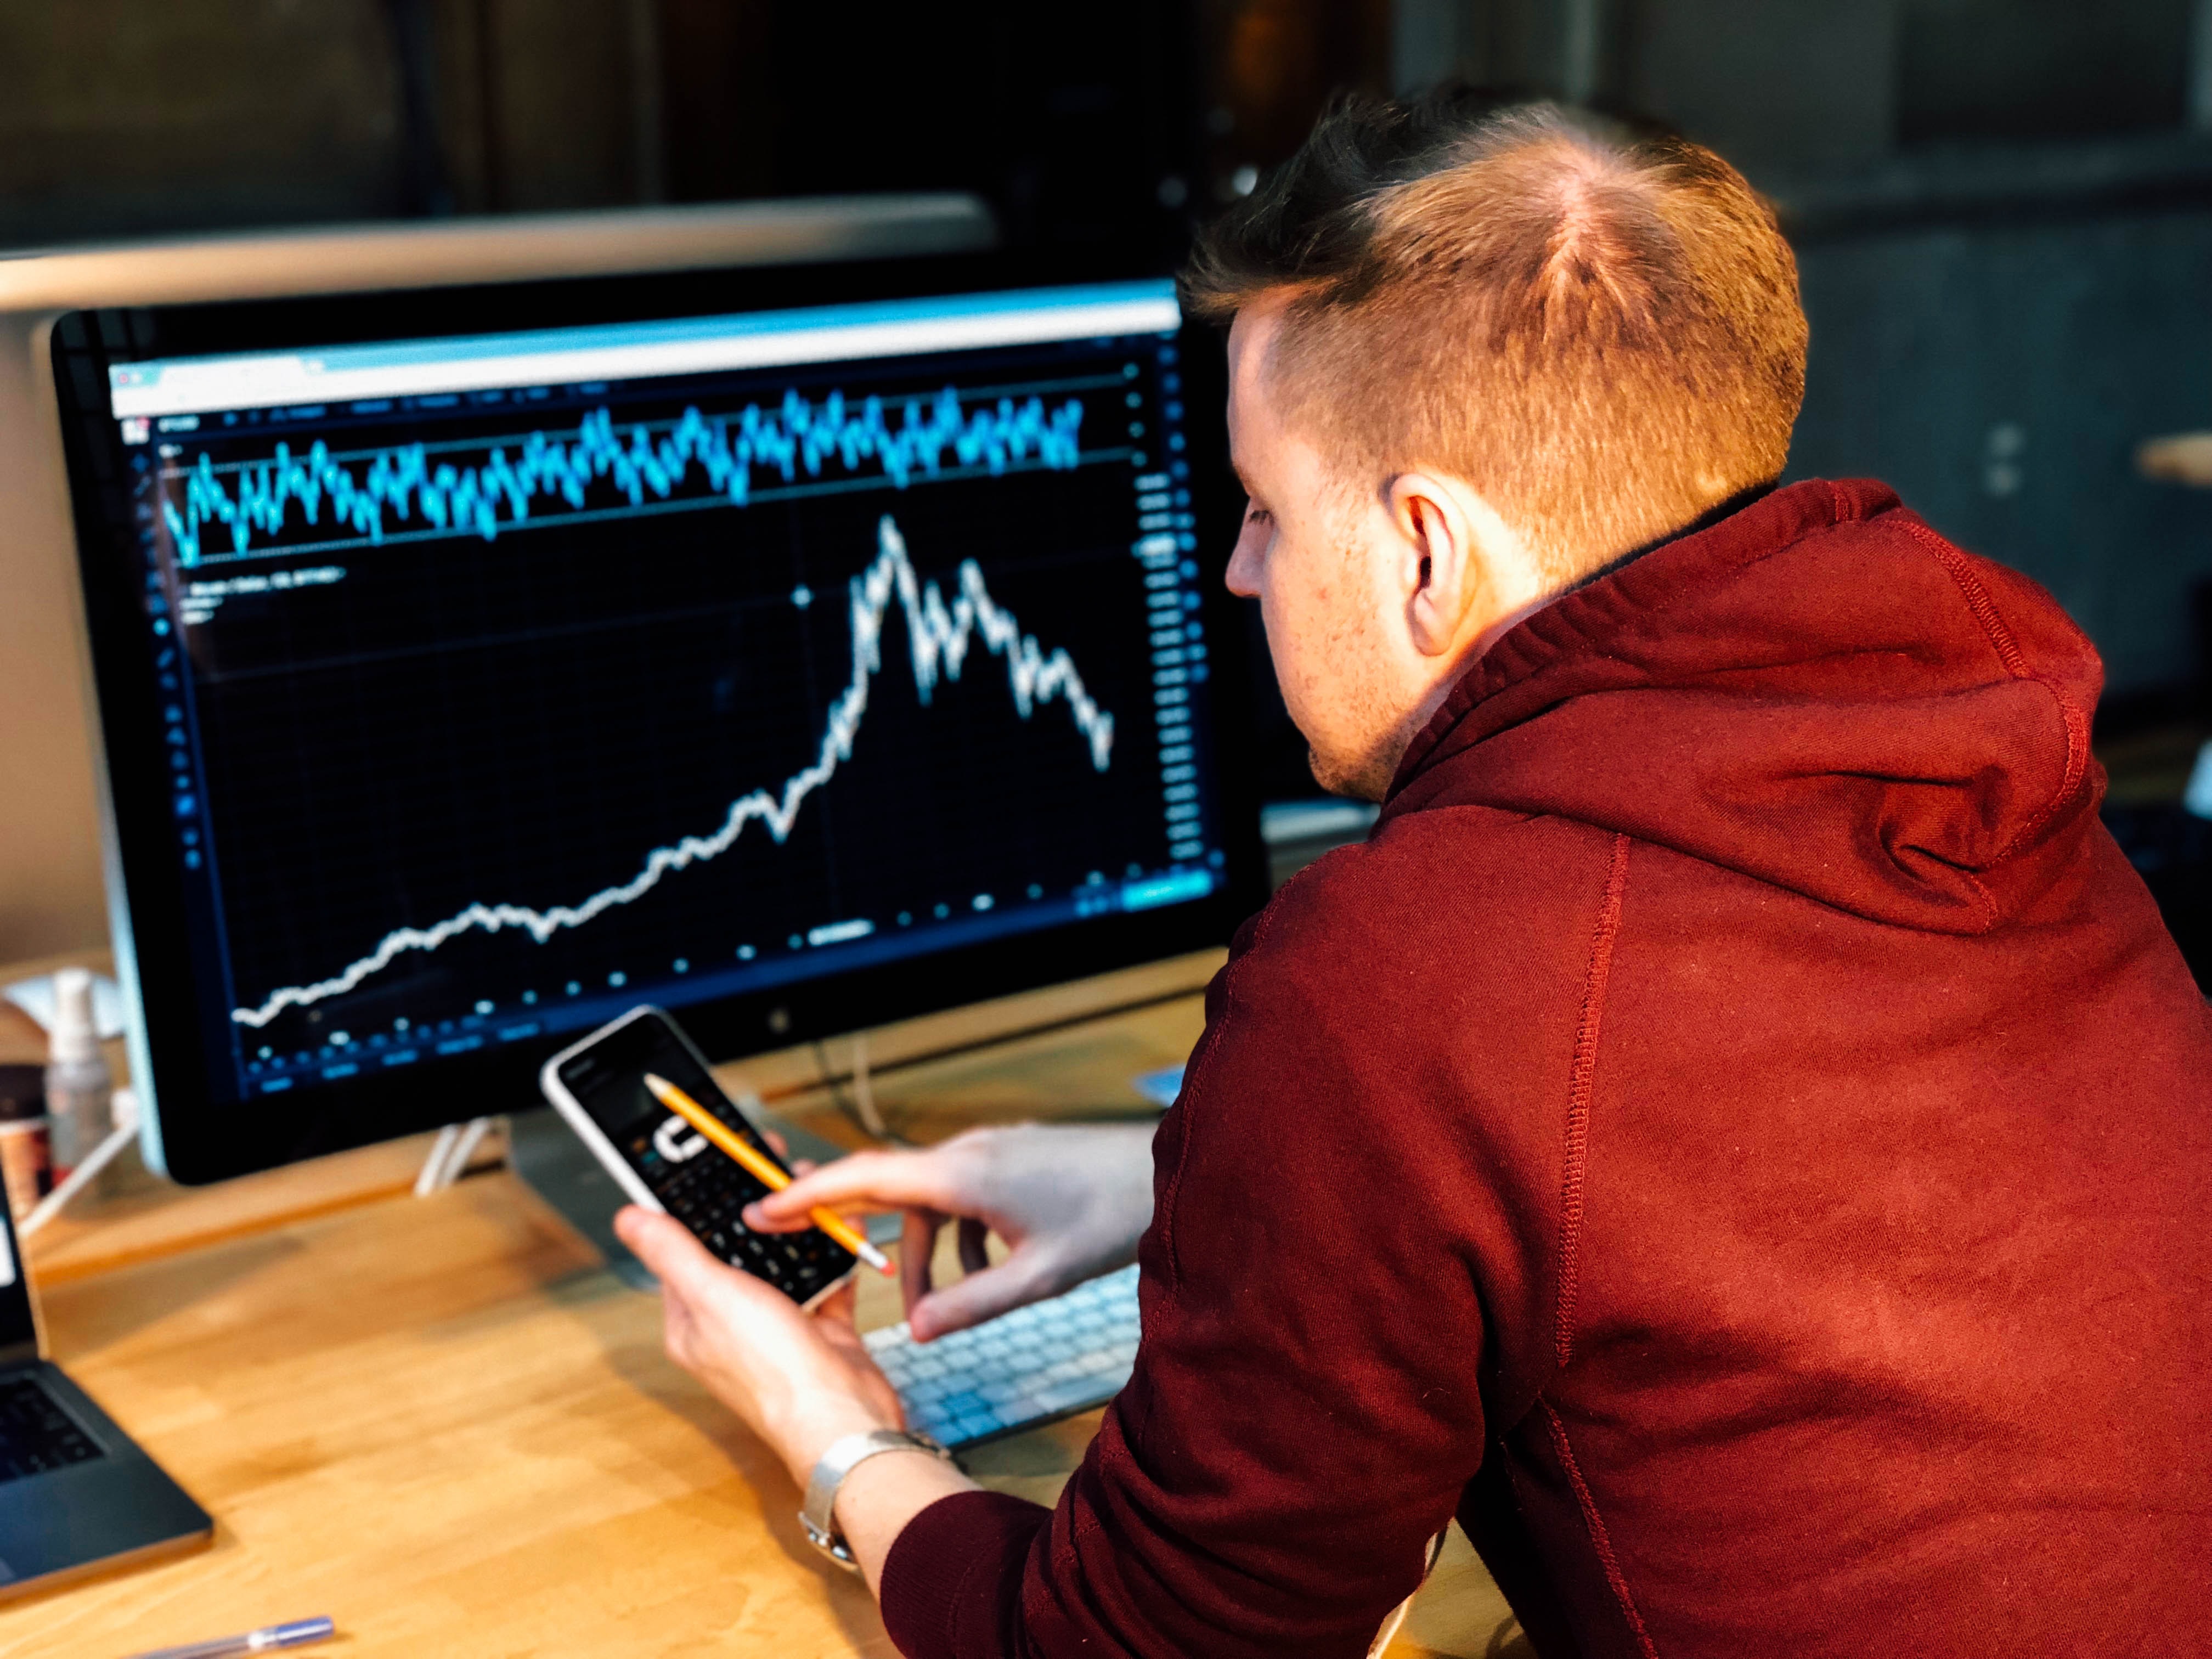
[1384,478,2104,934]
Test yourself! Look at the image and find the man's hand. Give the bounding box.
[613,1205,904,1488]
[742,1122,1156,1340]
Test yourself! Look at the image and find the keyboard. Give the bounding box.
[865,1264,1142,1450]
[0,1374,101,1483]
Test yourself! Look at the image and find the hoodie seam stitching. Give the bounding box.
[1902,520,2091,864]
[1541,1398,1662,1659]
[1994,684,2090,860]
[1555,832,1631,1371]
[1905,520,2029,676]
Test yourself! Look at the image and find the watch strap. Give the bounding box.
[800,1429,951,1570]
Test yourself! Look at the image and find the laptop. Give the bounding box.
[0,1197,210,1599]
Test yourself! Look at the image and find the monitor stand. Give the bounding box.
[504,1101,866,1293]
[506,1105,657,1290]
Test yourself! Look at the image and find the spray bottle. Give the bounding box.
[44,968,112,1183]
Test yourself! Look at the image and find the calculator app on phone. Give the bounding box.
[540,1006,855,1306]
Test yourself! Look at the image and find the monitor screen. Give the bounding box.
[0,1187,31,1362]
[54,256,1261,1181]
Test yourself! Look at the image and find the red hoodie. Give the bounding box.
[879,479,2212,1657]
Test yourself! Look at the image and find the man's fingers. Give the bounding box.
[746,1148,958,1229]
[910,1259,1052,1342]
[957,1216,991,1276]
[901,1207,943,1319]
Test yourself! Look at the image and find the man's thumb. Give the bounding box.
[616,1205,715,1289]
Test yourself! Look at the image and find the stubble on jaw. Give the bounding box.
[1308,742,1397,803]
[1302,620,1403,800]
[1292,499,1411,804]
[1306,699,1420,803]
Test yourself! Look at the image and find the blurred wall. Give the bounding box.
[0,2,1203,251]
[0,1,665,246]
[1790,213,2212,698]
[0,2,410,245]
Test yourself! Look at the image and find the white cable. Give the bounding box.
[414,1124,460,1198]
[443,1116,494,1186]
[20,1089,140,1238]
[414,1116,498,1196]
[849,1031,888,1140]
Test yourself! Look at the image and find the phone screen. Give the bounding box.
[554,1009,855,1302]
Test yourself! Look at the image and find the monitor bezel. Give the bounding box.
[52,251,1266,1186]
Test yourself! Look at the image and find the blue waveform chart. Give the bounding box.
[225,513,1118,1029]
[162,385,1094,566]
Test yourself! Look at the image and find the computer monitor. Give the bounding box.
[50,251,1263,1183]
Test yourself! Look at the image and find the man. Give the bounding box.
[615,93,2212,1656]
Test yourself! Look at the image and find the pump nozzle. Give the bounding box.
[49,968,99,1067]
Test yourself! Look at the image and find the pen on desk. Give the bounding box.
[642,1073,894,1275]
[123,1615,335,1659]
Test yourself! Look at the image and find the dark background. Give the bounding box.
[13,0,2212,961]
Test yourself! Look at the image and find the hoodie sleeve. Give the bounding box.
[879,891,1500,1658]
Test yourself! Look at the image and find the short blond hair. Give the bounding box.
[1182,93,1807,582]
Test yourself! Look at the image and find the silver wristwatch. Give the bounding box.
[800,1429,953,1571]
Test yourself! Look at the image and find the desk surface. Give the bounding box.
[0,964,1517,1657]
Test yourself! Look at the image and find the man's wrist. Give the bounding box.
[833,1439,979,1591]
[778,1400,902,1489]
[802,1429,953,1568]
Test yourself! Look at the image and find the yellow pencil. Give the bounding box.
[642,1072,893,1275]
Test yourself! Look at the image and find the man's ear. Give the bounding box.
[1389,472,1483,658]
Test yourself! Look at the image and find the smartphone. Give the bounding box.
[539,1006,856,1308]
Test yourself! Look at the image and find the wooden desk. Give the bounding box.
[0,963,1518,1657]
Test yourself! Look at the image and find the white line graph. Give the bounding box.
[230,514,1115,1029]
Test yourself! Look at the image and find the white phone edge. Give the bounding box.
[537,1005,856,1310]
